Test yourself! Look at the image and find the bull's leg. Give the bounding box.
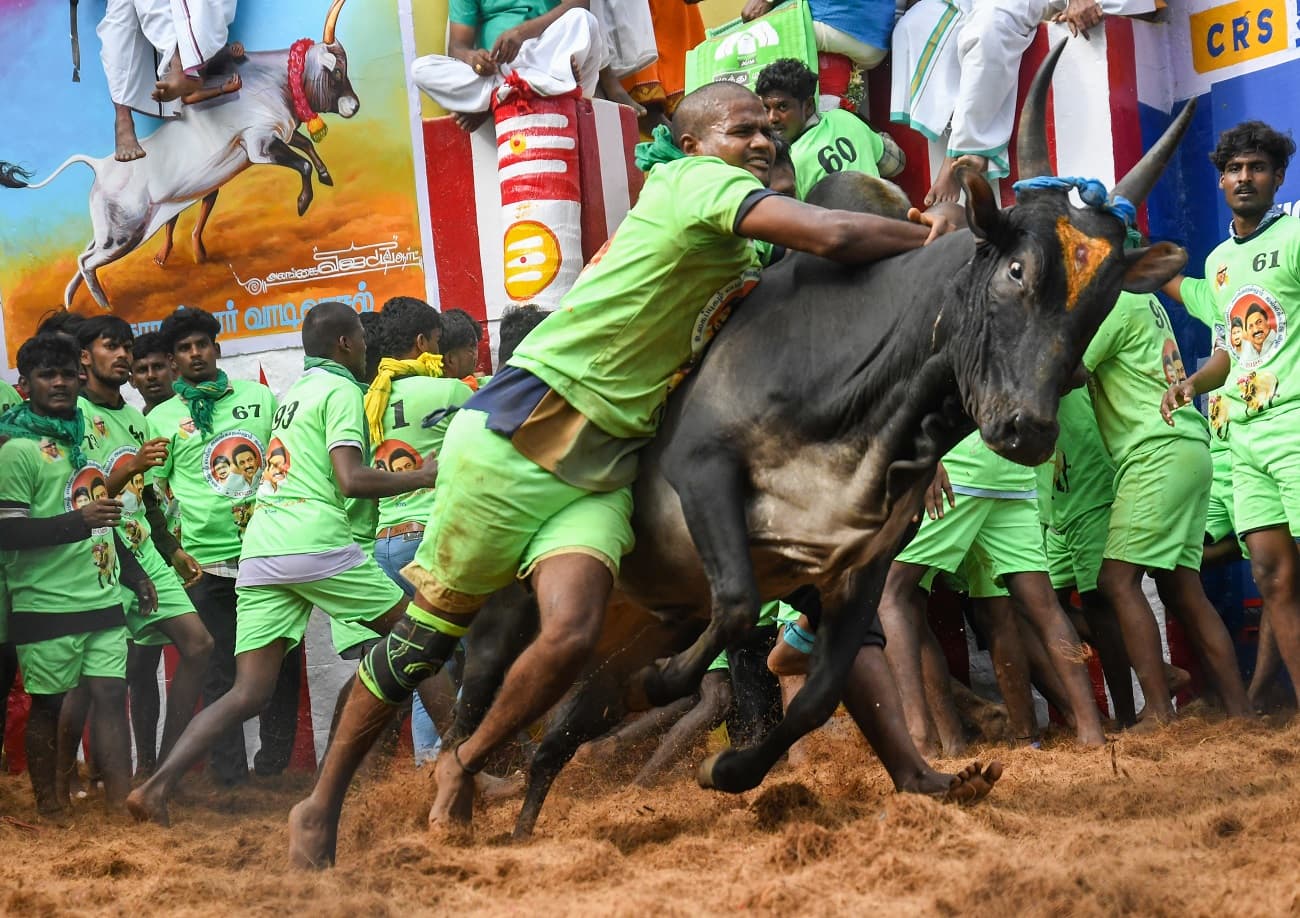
[155,218,178,266]
[513,675,625,839]
[289,131,334,187]
[77,242,130,311]
[254,137,315,217]
[699,561,890,794]
[445,584,539,745]
[635,455,760,708]
[191,191,219,263]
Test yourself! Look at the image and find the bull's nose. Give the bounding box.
[981,412,1059,465]
[339,95,359,118]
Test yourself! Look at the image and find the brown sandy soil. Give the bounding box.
[3,712,1300,916]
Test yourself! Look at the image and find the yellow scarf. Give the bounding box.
[364,353,444,445]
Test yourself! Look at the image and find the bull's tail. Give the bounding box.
[0,155,97,190]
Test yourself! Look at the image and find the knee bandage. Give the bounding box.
[359,615,461,705]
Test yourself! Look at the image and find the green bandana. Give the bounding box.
[634,124,685,173]
[304,356,365,391]
[173,370,231,437]
[0,402,88,469]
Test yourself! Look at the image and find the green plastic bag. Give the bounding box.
[685,0,818,94]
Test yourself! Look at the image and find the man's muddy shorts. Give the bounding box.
[235,556,405,655]
[15,626,129,695]
[902,496,1046,597]
[1044,503,1109,594]
[1230,412,1300,539]
[123,547,197,647]
[402,408,635,615]
[1105,437,1210,571]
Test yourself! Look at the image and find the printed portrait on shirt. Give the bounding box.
[203,430,264,499]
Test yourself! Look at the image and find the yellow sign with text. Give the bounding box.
[1190,0,1287,74]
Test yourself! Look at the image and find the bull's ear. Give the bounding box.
[1120,241,1188,293]
[956,158,1003,241]
[320,50,338,69]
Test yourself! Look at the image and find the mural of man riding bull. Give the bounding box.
[1,0,359,312]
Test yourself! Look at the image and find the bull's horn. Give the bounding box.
[1112,97,1197,208]
[323,0,347,43]
[1015,39,1066,181]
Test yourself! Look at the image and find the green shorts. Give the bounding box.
[0,563,9,645]
[15,626,129,695]
[123,547,197,647]
[900,496,1046,597]
[1105,437,1210,571]
[402,409,636,615]
[1230,413,1300,537]
[1045,503,1109,594]
[1205,443,1236,544]
[330,617,378,657]
[234,555,406,656]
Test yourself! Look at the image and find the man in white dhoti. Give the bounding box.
[410,0,638,132]
[890,0,1157,205]
[98,0,240,162]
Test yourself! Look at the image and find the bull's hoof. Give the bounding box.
[697,749,762,795]
[297,196,312,217]
[624,664,667,712]
[319,171,335,187]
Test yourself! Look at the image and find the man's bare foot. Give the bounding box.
[896,766,959,796]
[1164,663,1192,697]
[942,761,1003,804]
[153,68,204,103]
[598,69,647,117]
[181,73,242,106]
[452,111,490,133]
[191,230,208,263]
[475,770,524,803]
[428,747,477,835]
[287,798,337,870]
[926,154,987,207]
[155,233,174,267]
[114,106,146,162]
[125,785,170,827]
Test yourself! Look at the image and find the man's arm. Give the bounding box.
[1160,348,1230,425]
[1161,273,1187,302]
[105,437,168,497]
[737,196,953,263]
[329,445,438,499]
[0,499,120,550]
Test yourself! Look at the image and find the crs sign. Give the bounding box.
[1189,0,1288,73]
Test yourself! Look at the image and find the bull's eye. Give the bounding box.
[333,67,342,79]
[1007,261,1024,284]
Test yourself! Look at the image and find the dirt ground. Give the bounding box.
[3,711,1299,917]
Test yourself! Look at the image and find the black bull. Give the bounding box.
[446,44,1196,837]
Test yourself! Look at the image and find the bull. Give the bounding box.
[444,43,1196,839]
[0,0,358,311]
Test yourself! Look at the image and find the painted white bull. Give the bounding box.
[0,0,358,311]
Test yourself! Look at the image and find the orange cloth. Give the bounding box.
[621,0,705,115]
[461,375,481,392]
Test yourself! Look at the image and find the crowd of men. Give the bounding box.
[0,23,1296,873]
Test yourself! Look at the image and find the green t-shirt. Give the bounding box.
[450,0,555,51]
[1084,291,1208,465]
[510,156,765,439]
[0,436,121,614]
[942,430,1036,495]
[374,375,474,532]
[1181,214,1300,426]
[0,380,21,413]
[791,109,885,201]
[146,378,276,566]
[79,395,159,560]
[1048,386,1115,527]
[240,369,368,560]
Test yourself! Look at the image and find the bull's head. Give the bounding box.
[307,0,360,119]
[949,41,1192,465]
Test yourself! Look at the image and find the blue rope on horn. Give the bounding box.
[1011,175,1137,228]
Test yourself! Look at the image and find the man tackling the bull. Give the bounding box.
[285,79,976,867]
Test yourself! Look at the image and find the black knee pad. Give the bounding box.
[359,616,460,705]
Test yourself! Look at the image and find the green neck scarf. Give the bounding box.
[0,402,88,469]
[304,356,366,391]
[634,124,685,173]
[173,370,231,438]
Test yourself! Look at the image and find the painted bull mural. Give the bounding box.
[0,0,359,311]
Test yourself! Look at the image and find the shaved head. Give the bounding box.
[302,301,362,357]
[671,81,762,146]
